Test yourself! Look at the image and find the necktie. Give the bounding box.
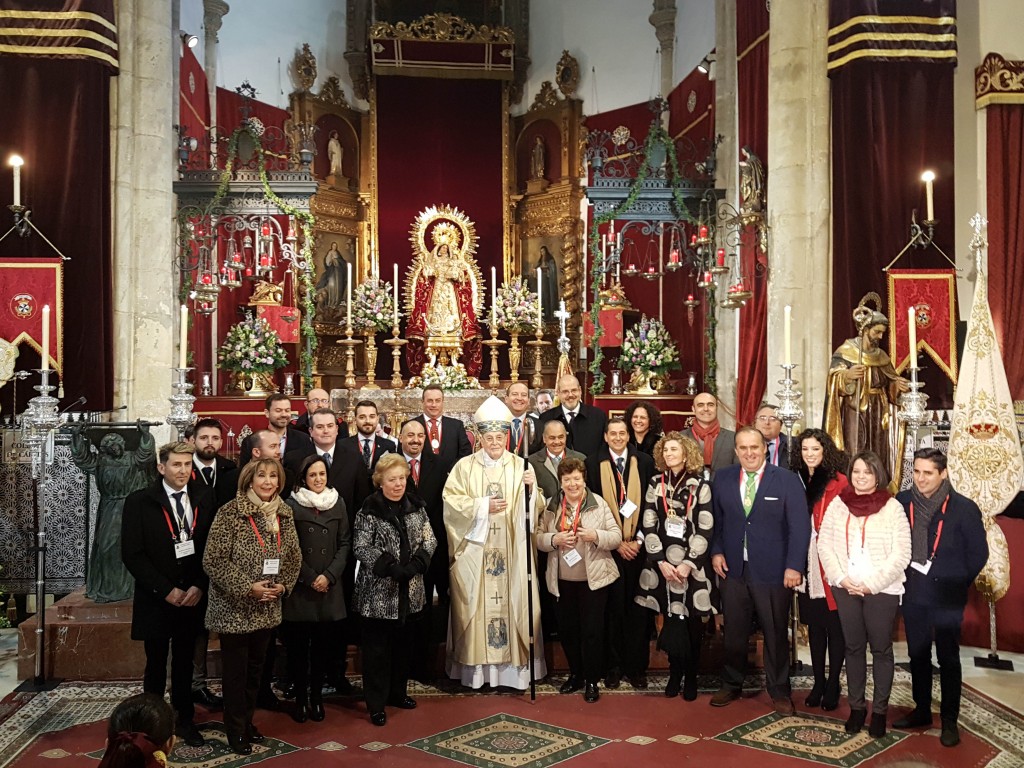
[551,454,561,466]
[429,419,440,454]
[615,457,625,475]
[411,458,420,485]
[362,439,372,469]
[172,491,191,536]
[512,418,521,448]
[767,441,775,465]
[566,410,575,425]
[322,451,332,469]
[201,466,214,485]
[743,471,757,515]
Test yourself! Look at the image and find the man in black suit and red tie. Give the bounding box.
[341,400,398,487]
[536,374,608,458]
[121,441,216,747]
[414,384,471,473]
[710,426,810,716]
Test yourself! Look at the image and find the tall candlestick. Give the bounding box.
[783,305,792,366]
[536,266,543,327]
[179,304,188,369]
[908,306,918,368]
[10,155,23,207]
[392,263,399,326]
[41,304,50,371]
[346,261,353,328]
[922,170,935,221]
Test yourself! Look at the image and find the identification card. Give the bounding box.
[909,559,933,575]
[619,499,638,519]
[174,540,196,559]
[665,517,686,539]
[263,558,281,575]
[562,549,583,567]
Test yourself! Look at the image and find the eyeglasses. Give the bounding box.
[308,398,330,405]
[756,415,779,423]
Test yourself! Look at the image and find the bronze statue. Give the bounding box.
[739,145,765,215]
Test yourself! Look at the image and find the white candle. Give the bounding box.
[393,263,399,326]
[41,304,50,371]
[922,170,935,221]
[491,266,497,327]
[179,304,188,368]
[783,305,792,366]
[346,261,353,328]
[10,155,23,207]
[536,266,543,326]
[908,306,918,369]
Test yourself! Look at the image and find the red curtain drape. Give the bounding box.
[0,57,113,409]
[986,103,1024,400]
[735,0,769,425]
[831,60,956,407]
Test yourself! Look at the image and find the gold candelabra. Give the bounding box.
[363,329,381,390]
[337,326,363,390]
[526,327,549,389]
[508,331,522,382]
[384,325,407,389]
[481,322,507,391]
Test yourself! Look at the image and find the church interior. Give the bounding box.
[1,0,1024,765]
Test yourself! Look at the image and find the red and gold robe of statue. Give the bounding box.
[407,267,483,377]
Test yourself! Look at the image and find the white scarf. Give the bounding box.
[291,486,340,511]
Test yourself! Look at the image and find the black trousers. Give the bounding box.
[423,530,450,610]
[902,601,965,722]
[360,615,415,715]
[833,589,899,713]
[719,567,792,699]
[191,628,210,692]
[801,595,845,698]
[220,628,273,739]
[557,580,608,684]
[143,628,197,725]
[605,552,651,676]
[281,620,339,702]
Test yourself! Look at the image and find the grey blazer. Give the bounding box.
[682,426,739,478]
[527,448,587,501]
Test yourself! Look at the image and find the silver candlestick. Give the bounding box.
[897,365,929,435]
[167,367,197,438]
[775,362,804,673]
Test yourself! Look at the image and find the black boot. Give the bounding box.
[868,712,887,738]
[665,673,682,698]
[292,688,309,724]
[309,686,326,722]
[845,709,867,734]
[805,682,824,708]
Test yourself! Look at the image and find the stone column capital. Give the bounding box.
[203,0,230,40]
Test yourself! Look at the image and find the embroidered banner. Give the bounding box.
[887,267,957,383]
[0,257,63,371]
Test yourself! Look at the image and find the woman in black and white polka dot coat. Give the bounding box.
[634,431,719,701]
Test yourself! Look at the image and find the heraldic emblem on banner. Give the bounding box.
[887,268,958,383]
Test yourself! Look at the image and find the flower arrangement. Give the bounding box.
[351,278,396,333]
[494,276,539,334]
[409,362,479,391]
[619,316,681,376]
[218,312,288,374]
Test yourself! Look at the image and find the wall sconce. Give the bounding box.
[180,31,199,49]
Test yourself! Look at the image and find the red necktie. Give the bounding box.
[411,458,420,485]
[429,419,440,454]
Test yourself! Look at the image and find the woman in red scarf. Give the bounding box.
[817,451,911,739]
[792,428,848,712]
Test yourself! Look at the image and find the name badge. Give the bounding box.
[619,499,638,519]
[909,559,933,575]
[174,540,196,559]
[263,558,281,575]
[847,546,870,581]
[665,517,686,539]
[562,549,583,567]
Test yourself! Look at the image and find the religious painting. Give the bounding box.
[311,234,356,323]
[521,235,563,324]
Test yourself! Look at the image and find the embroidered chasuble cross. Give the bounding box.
[489,522,500,537]
[490,591,503,606]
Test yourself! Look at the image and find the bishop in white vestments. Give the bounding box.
[443,396,548,689]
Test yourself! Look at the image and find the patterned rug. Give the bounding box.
[0,670,1020,767]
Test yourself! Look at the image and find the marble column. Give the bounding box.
[713,0,739,427]
[650,0,677,101]
[111,0,176,429]
[203,0,229,166]
[765,0,831,426]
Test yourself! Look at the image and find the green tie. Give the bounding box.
[743,470,757,515]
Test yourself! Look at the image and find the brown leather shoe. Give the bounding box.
[710,687,740,707]
[773,697,795,716]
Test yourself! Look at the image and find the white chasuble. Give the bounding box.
[442,449,547,689]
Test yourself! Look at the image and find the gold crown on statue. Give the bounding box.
[431,222,459,247]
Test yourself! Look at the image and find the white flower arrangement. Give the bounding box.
[409,362,479,391]
[619,316,681,376]
[351,278,396,333]
[494,276,539,334]
[218,312,288,374]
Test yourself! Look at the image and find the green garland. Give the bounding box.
[587,120,699,396]
[703,283,718,396]
[202,124,319,390]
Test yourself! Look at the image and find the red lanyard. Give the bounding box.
[660,473,691,518]
[247,515,281,553]
[560,496,583,534]
[909,495,949,561]
[162,504,197,542]
[844,513,868,558]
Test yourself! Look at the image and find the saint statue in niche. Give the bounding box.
[531,135,546,180]
[405,205,484,377]
[327,130,343,177]
[534,244,559,323]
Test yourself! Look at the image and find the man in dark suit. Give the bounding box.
[291,387,349,438]
[586,416,655,690]
[238,393,314,466]
[413,384,471,473]
[894,448,989,747]
[536,374,607,458]
[121,441,216,747]
[223,430,296,501]
[341,400,398,482]
[710,426,810,715]
[504,381,538,459]
[755,403,790,469]
[683,392,739,478]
